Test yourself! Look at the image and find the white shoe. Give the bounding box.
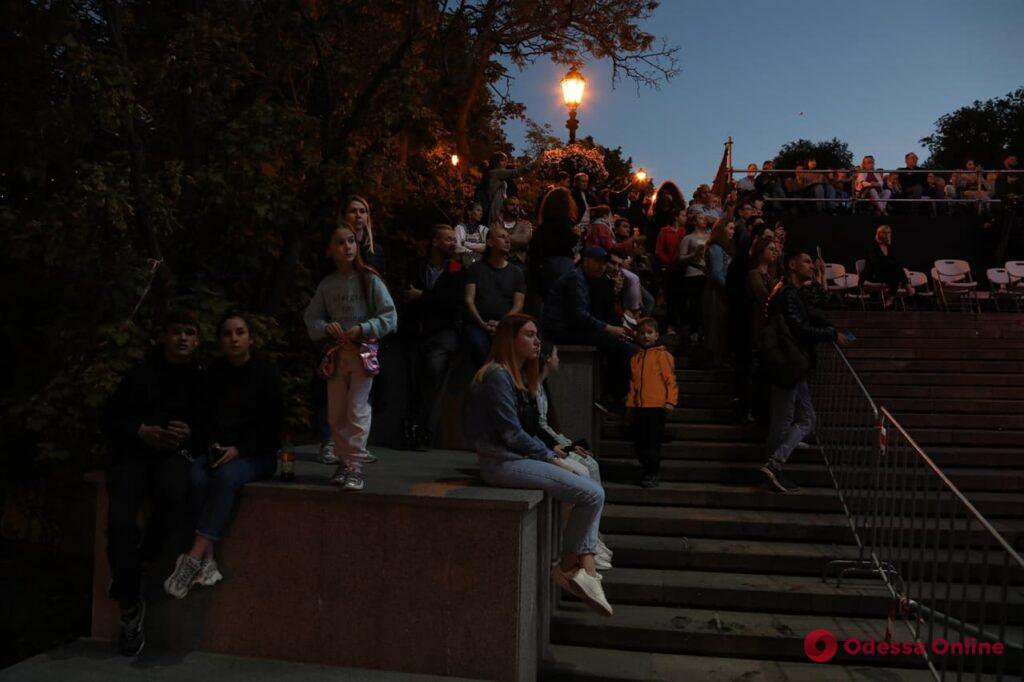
[318,441,338,464]
[794,441,814,451]
[163,554,201,600]
[551,562,585,599]
[328,464,348,486]
[570,569,614,617]
[596,537,613,561]
[194,559,223,587]
[594,555,612,571]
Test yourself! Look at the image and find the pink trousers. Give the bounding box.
[327,348,375,471]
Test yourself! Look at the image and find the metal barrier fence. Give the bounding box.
[813,342,1024,680]
[728,168,1024,211]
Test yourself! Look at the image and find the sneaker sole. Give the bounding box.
[162,578,190,600]
[759,465,790,493]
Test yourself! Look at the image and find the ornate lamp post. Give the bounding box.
[635,168,648,183]
[560,65,585,144]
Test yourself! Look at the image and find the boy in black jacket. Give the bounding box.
[102,309,204,656]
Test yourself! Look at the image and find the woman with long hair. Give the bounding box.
[703,219,735,366]
[528,187,582,307]
[464,315,612,617]
[343,195,386,274]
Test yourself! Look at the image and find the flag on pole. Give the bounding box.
[711,137,733,202]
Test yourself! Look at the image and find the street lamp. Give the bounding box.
[561,65,585,144]
[635,168,648,183]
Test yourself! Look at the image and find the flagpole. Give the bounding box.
[725,136,733,180]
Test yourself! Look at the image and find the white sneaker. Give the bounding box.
[163,554,201,600]
[551,563,585,599]
[328,464,348,485]
[570,569,614,617]
[794,441,814,451]
[318,441,338,464]
[342,472,365,491]
[594,554,612,571]
[194,558,223,587]
[596,537,613,561]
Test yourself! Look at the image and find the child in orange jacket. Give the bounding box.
[626,318,679,488]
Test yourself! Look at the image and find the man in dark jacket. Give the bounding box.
[542,247,637,405]
[402,225,464,450]
[102,308,204,656]
[760,250,852,493]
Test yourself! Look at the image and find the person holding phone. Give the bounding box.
[163,311,283,600]
[102,308,204,656]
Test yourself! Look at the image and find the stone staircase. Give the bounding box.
[545,312,1024,680]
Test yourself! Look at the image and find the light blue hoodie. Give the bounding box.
[303,271,398,341]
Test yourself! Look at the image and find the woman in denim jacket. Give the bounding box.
[464,314,612,617]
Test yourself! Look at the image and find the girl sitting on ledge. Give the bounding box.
[464,314,613,617]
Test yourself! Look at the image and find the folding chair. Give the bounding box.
[933,259,979,313]
[986,268,1019,311]
[854,258,891,310]
[904,270,934,310]
[1004,261,1024,308]
[825,263,859,307]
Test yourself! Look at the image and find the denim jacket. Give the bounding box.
[464,365,554,463]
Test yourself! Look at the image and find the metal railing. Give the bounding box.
[729,167,1023,211]
[812,342,1024,680]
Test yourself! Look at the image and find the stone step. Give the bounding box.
[601,422,764,442]
[857,371,1024,387]
[601,534,1024,583]
[827,311,1024,326]
[600,480,1023,518]
[551,603,935,668]
[545,644,939,682]
[841,383,1024,400]
[827,326,1024,339]
[667,407,735,424]
[851,338,1024,349]
[865,411,1024,429]
[597,458,1024,493]
[598,439,1024,474]
[845,359,1024,373]
[880,398,1024,415]
[600,503,1024,546]
[846,347,1024,361]
[595,568,1024,623]
[601,418,1024,447]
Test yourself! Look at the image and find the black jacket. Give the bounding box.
[404,256,464,337]
[861,244,908,290]
[766,282,837,367]
[203,356,282,464]
[102,347,205,460]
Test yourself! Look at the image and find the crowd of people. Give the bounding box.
[735,152,1021,217]
[102,148,1021,649]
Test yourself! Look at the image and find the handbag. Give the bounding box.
[754,313,810,389]
[318,337,381,379]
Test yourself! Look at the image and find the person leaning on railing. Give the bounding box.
[855,155,892,215]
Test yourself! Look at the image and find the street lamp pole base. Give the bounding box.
[566,108,579,144]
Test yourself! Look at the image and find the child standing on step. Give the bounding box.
[626,318,678,488]
[304,221,397,491]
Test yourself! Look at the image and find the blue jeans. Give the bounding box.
[479,456,604,555]
[765,379,816,468]
[464,324,493,368]
[190,453,275,541]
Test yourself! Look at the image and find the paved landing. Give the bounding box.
[0,639,481,681]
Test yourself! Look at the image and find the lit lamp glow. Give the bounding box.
[560,66,586,143]
[635,168,648,183]
[450,154,460,167]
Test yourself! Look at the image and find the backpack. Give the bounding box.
[754,313,810,388]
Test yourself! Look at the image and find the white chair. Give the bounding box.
[825,263,858,306]
[904,270,935,309]
[933,259,979,313]
[986,268,1019,311]
[1003,261,1024,307]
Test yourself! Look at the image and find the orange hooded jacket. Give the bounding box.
[626,345,679,408]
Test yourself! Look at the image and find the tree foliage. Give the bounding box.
[772,138,854,170]
[0,0,678,478]
[920,87,1024,169]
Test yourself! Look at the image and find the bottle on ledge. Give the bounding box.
[279,440,295,483]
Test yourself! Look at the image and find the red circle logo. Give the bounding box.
[804,629,838,662]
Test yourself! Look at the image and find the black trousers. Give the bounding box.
[633,408,667,476]
[681,275,706,334]
[408,329,460,426]
[106,452,190,609]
